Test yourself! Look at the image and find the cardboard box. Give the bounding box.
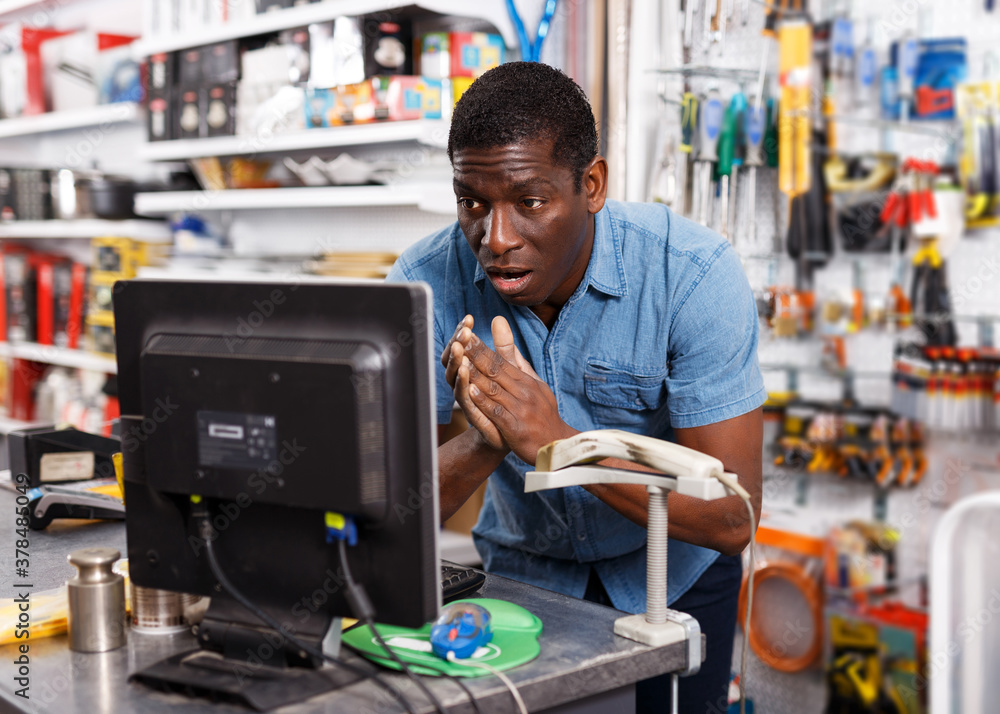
[85,311,115,357]
[337,81,374,123]
[450,32,504,78]
[178,47,203,87]
[96,33,142,105]
[12,169,52,221]
[176,86,201,138]
[35,256,69,346]
[35,259,85,348]
[304,87,336,128]
[420,32,450,80]
[203,82,236,136]
[452,76,475,105]
[370,75,444,121]
[202,40,239,84]
[147,89,172,141]
[4,250,36,343]
[363,17,412,77]
[66,263,87,349]
[147,52,174,93]
[22,27,74,115]
[0,168,16,220]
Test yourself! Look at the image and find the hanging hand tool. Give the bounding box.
[696,89,723,226]
[681,92,699,218]
[704,0,715,45]
[778,18,812,199]
[910,238,956,347]
[855,19,877,111]
[763,0,801,39]
[716,101,735,240]
[897,32,919,123]
[724,92,747,242]
[779,18,817,288]
[506,0,559,62]
[744,97,766,248]
[683,0,698,49]
[766,96,781,251]
[711,0,726,51]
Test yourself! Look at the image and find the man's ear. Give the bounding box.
[585,156,609,214]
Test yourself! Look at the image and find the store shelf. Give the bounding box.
[0,416,35,435]
[133,0,517,56]
[0,103,140,140]
[0,342,117,373]
[0,219,171,242]
[140,119,450,161]
[134,182,458,216]
[0,0,53,21]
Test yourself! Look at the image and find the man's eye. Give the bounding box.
[522,198,544,209]
[459,198,482,210]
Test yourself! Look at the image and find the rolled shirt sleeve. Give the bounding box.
[664,244,766,429]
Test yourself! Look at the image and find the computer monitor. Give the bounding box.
[114,279,439,703]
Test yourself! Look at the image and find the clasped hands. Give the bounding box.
[441,315,576,465]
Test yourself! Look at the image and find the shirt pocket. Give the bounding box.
[583,360,668,428]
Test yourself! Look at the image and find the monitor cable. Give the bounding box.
[336,538,449,714]
[198,517,419,714]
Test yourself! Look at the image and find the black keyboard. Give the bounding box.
[441,562,486,603]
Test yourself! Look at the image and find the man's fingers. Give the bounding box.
[490,315,541,381]
[491,315,518,365]
[443,340,464,388]
[463,330,517,383]
[511,342,541,380]
[440,315,474,368]
[455,359,503,447]
[469,382,512,428]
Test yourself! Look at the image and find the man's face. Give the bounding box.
[452,138,606,318]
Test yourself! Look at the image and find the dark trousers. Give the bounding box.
[583,553,742,714]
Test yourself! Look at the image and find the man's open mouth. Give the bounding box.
[486,268,533,294]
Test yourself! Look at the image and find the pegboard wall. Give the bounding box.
[630,1,1000,712]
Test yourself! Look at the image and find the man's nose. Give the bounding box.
[483,208,522,256]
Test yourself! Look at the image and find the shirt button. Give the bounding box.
[634,398,643,407]
[578,534,587,541]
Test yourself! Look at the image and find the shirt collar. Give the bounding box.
[471,203,628,297]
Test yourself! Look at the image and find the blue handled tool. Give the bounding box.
[744,97,766,247]
[506,0,559,62]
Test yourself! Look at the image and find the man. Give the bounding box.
[387,61,765,713]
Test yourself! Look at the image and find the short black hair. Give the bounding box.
[448,62,599,191]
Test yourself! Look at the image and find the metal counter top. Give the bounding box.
[0,487,696,713]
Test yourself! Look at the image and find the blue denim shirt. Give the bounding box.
[387,200,765,613]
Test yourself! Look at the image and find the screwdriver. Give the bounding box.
[716,101,735,240]
[696,89,724,227]
[778,18,812,198]
[898,32,919,123]
[683,0,697,49]
[744,96,766,248]
[855,19,877,111]
[726,92,747,242]
[765,96,780,251]
[681,92,699,219]
[765,96,779,168]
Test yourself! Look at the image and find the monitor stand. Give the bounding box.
[130,595,358,711]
